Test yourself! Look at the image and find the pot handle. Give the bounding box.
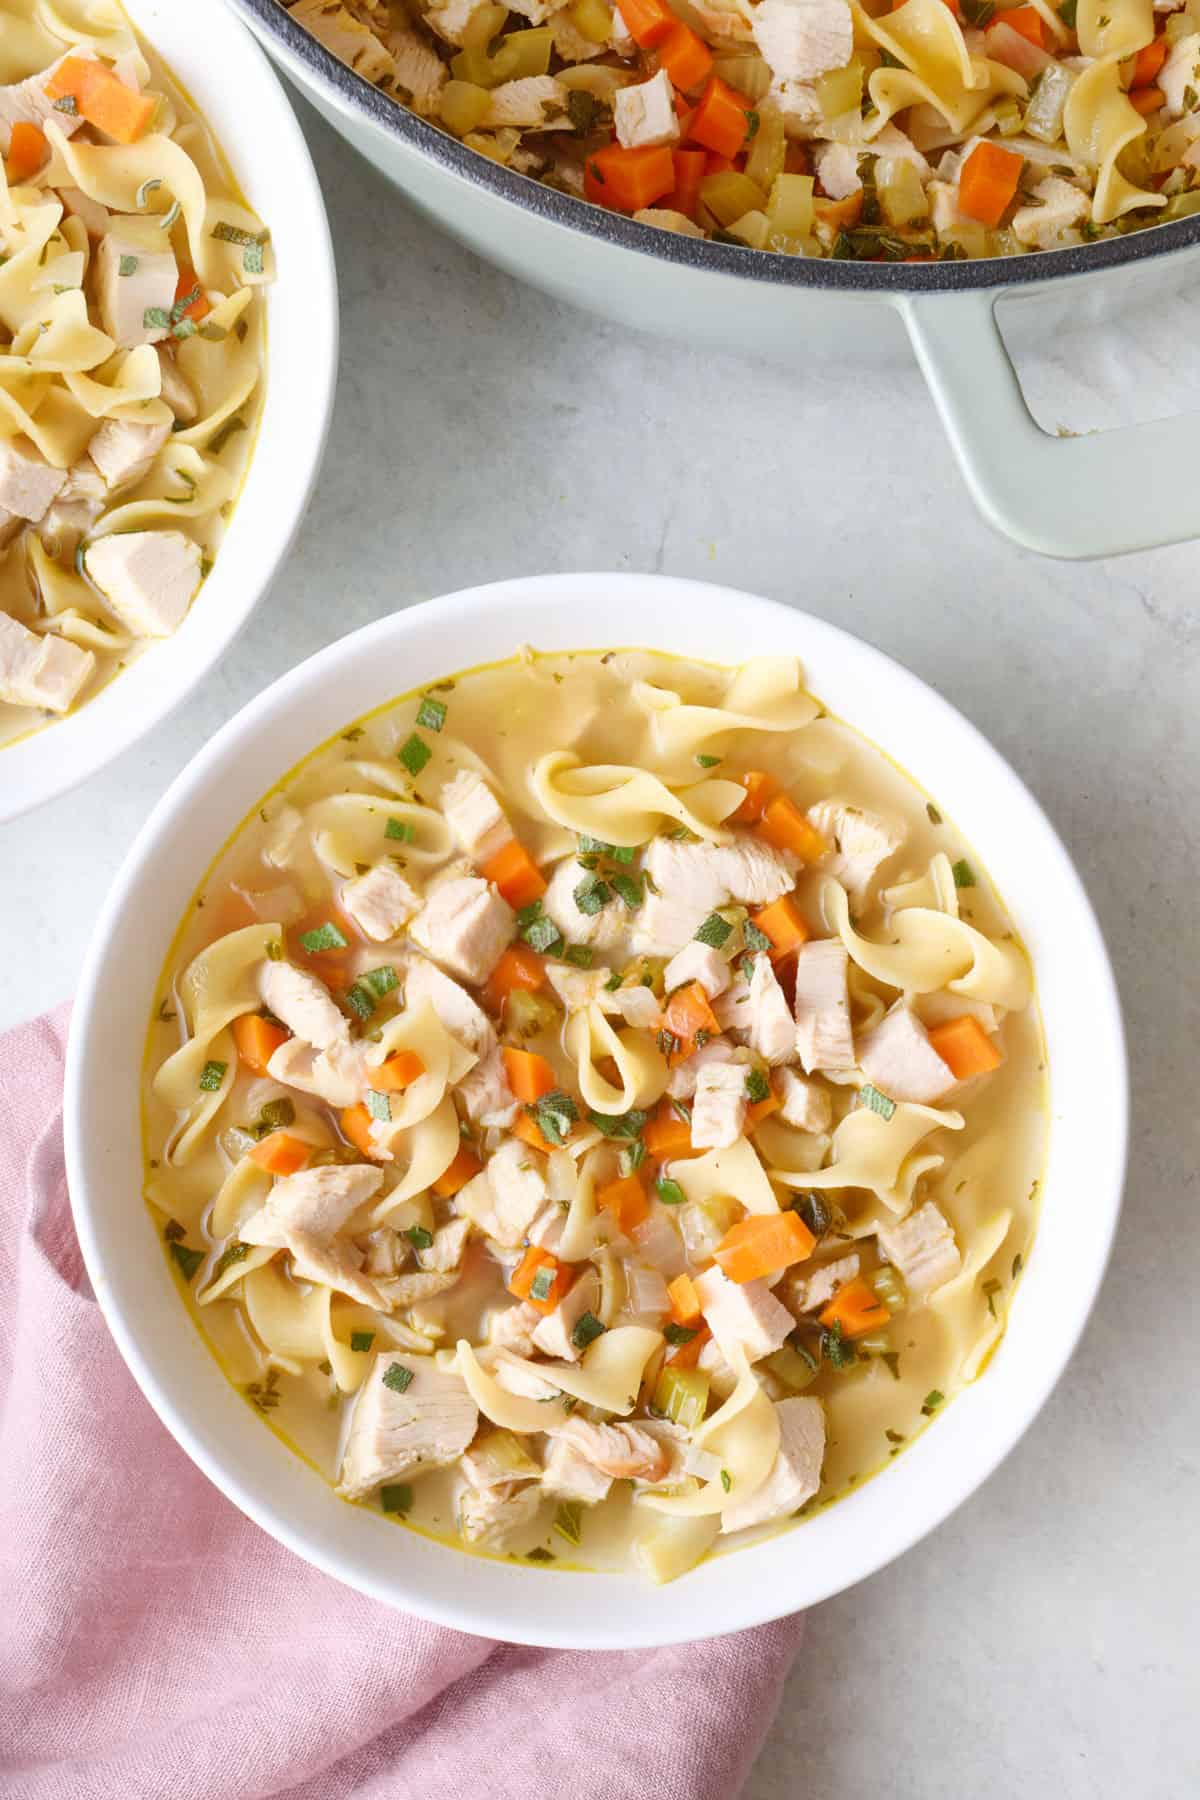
[897,286,1199,559]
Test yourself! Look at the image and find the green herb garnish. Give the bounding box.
[926,803,942,825]
[951,858,976,889]
[610,871,643,911]
[553,1499,583,1544]
[350,1331,375,1352]
[821,1320,857,1370]
[696,753,722,768]
[744,1067,771,1104]
[921,1389,945,1415]
[567,88,601,135]
[385,816,414,842]
[663,1323,698,1347]
[299,921,348,953]
[573,874,611,916]
[743,921,772,954]
[528,1089,578,1146]
[655,1176,686,1206]
[1058,0,1077,22]
[163,1219,186,1242]
[383,1362,415,1394]
[380,1482,413,1514]
[619,1140,646,1176]
[563,943,593,968]
[142,305,171,331]
[118,253,138,276]
[587,1107,647,1140]
[694,912,732,949]
[364,1090,389,1123]
[208,414,247,456]
[530,1265,554,1302]
[859,1082,896,1120]
[403,1225,434,1252]
[211,1240,249,1281]
[416,695,447,732]
[243,240,265,276]
[571,1310,606,1351]
[398,733,431,776]
[198,1060,227,1092]
[524,1546,555,1562]
[720,1468,732,1492]
[169,1239,205,1281]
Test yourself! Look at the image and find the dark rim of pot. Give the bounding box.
[237,0,1200,293]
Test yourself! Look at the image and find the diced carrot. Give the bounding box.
[433,1142,483,1196]
[512,1109,556,1152]
[249,1131,312,1176]
[814,190,863,231]
[819,1276,890,1337]
[958,140,1023,227]
[6,121,47,182]
[659,21,714,94]
[508,1245,574,1314]
[1002,5,1046,45]
[926,1014,1003,1079]
[643,1097,695,1161]
[289,907,355,987]
[619,0,676,47]
[584,142,676,213]
[745,1081,781,1127]
[666,1322,710,1368]
[481,838,546,910]
[232,1013,289,1074]
[667,1271,702,1325]
[44,55,157,143]
[502,1046,557,1102]
[485,943,545,1010]
[704,152,736,176]
[688,74,754,160]
[732,769,780,824]
[373,1049,426,1092]
[340,1103,378,1159]
[668,147,706,220]
[1128,84,1165,115]
[597,1172,650,1234]
[173,268,211,324]
[662,980,722,1067]
[754,794,830,862]
[1130,36,1167,88]
[714,1210,816,1284]
[750,894,810,960]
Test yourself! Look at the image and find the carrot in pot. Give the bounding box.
[750,893,810,959]
[232,1013,289,1074]
[662,980,722,1066]
[814,190,863,231]
[173,268,211,325]
[1129,36,1167,88]
[6,121,47,182]
[1002,5,1046,46]
[249,1132,312,1176]
[668,147,706,219]
[584,142,676,212]
[1128,84,1164,114]
[598,1172,650,1234]
[688,75,755,160]
[512,1109,557,1152]
[432,1142,483,1196]
[508,1245,574,1314]
[926,1014,1003,1078]
[666,1322,709,1367]
[340,1103,379,1159]
[818,1276,890,1337]
[481,839,546,909]
[486,943,545,1009]
[667,1271,702,1325]
[373,1049,426,1092]
[643,1097,695,1160]
[619,0,677,47]
[659,21,714,95]
[713,1210,815,1283]
[745,1081,781,1126]
[957,140,1023,227]
[754,793,829,862]
[44,55,157,143]
[731,769,780,823]
[502,1046,557,1101]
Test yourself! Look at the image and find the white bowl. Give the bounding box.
[1,0,338,822]
[65,574,1128,1648]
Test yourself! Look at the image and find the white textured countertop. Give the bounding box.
[2,92,1196,1800]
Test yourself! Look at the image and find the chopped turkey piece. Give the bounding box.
[1161,32,1200,115]
[0,441,66,523]
[806,799,903,898]
[155,347,198,422]
[876,1201,962,1297]
[263,1162,382,1237]
[461,1431,538,1489]
[289,0,397,84]
[375,1267,459,1307]
[542,856,629,950]
[386,23,448,104]
[341,861,421,942]
[84,530,201,638]
[781,1252,860,1315]
[696,1265,794,1362]
[458,1477,540,1549]
[774,1068,830,1133]
[793,939,855,1073]
[1012,176,1091,248]
[550,1418,670,1481]
[614,69,679,149]
[440,768,513,863]
[663,939,731,1000]
[426,0,492,44]
[492,1348,562,1400]
[0,612,93,714]
[484,75,570,128]
[38,495,103,556]
[238,1205,386,1308]
[457,1046,518,1129]
[266,1035,363,1109]
[0,56,84,153]
[857,1004,956,1104]
[713,967,755,1036]
[408,875,514,984]
[455,1136,547,1246]
[487,1301,541,1356]
[259,960,348,1051]
[546,961,611,1011]
[634,836,795,954]
[525,1201,566,1254]
[541,1437,613,1505]
[697,1333,740,1400]
[746,953,797,1065]
[815,140,861,199]
[95,219,178,348]
[87,417,171,494]
[608,983,662,1031]
[402,955,493,1054]
[420,1217,471,1273]
[59,184,109,238]
[531,1266,601,1361]
[720,1396,825,1532]
[752,0,852,82]
[337,1354,478,1498]
[667,1036,736,1100]
[691,1060,749,1151]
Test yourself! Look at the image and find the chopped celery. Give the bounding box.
[765,1341,820,1391]
[594,1245,626,1325]
[440,80,492,136]
[870,1264,907,1311]
[767,172,814,237]
[856,1331,892,1357]
[461,0,507,49]
[878,156,929,227]
[1162,191,1200,221]
[699,170,768,227]
[506,988,560,1039]
[744,103,786,192]
[652,1365,710,1430]
[468,1429,542,1483]
[450,47,504,88]
[815,58,864,120]
[497,26,554,78]
[569,0,614,42]
[633,1500,720,1583]
[729,208,770,249]
[993,97,1024,137]
[678,1191,741,1263]
[712,52,773,102]
[1022,62,1073,145]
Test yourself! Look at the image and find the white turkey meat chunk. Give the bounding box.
[258,959,348,1051]
[745,953,797,1065]
[531,1266,600,1361]
[340,861,421,941]
[458,1478,541,1549]
[487,1300,541,1356]
[266,1036,364,1110]
[338,1355,478,1498]
[402,955,493,1053]
[484,75,571,129]
[633,836,795,954]
[454,1137,547,1246]
[407,875,514,983]
[541,1437,613,1505]
[549,1418,671,1481]
[663,939,731,1000]
[251,1162,382,1239]
[0,441,66,523]
[667,1037,736,1100]
[0,612,93,714]
[440,768,513,863]
[781,1252,860,1315]
[793,938,855,1072]
[0,56,85,153]
[720,1397,825,1532]
[457,1046,518,1129]
[695,1266,794,1362]
[541,856,629,950]
[806,799,903,898]
[857,1004,956,1103]
[156,346,198,422]
[690,1060,749,1151]
[752,0,853,82]
[614,69,679,149]
[94,218,178,348]
[84,531,201,637]
[876,1201,961,1297]
[87,417,171,493]
[776,1067,832,1132]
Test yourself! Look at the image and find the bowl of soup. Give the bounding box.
[64,572,1127,1647]
[0,0,337,820]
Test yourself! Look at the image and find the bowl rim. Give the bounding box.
[64,573,1129,1647]
[232,0,1200,297]
[0,0,339,824]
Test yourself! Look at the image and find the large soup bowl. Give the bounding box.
[65,573,1127,1648]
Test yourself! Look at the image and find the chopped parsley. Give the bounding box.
[952,858,976,889]
[385,816,414,842]
[696,753,722,768]
[694,912,733,949]
[350,1331,375,1352]
[655,1176,686,1206]
[382,1362,415,1394]
[821,1320,857,1369]
[564,943,593,968]
[610,871,643,911]
[720,1468,732,1492]
[299,921,347,953]
[169,1239,204,1281]
[663,1323,698,1347]
[398,733,431,777]
[571,1310,606,1351]
[921,1389,945,1416]
[744,1067,771,1104]
[365,1090,391,1122]
[142,306,171,331]
[743,921,772,954]
[211,1240,250,1281]
[530,1265,555,1302]
[380,1482,413,1514]
[527,1089,578,1146]
[416,695,447,732]
[198,1059,227,1092]
[858,1082,896,1120]
[553,1499,583,1544]
[517,901,563,957]
[403,1225,433,1251]
[587,1107,648,1140]
[118,253,138,277]
[573,874,611,915]
[926,802,942,825]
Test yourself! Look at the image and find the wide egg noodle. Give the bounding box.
[209,1152,273,1239]
[1075,0,1153,58]
[822,878,1031,1010]
[36,0,151,82]
[631,655,820,772]
[47,121,222,286]
[640,1356,781,1517]
[928,1208,1014,1382]
[769,1099,965,1217]
[198,1241,276,1306]
[455,1326,663,1430]
[880,850,959,919]
[852,0,1026,138]
[530,749,744,847]
[670,1133,781,1215]
[1064,58,1166,225]
[305,765,455,876]
[92,440,235,537]
[363,999,478,1140]
[556,1143,602,1261]
[366,1092,460,1220]
[564,1002,668,1115]
[64,345,164,419]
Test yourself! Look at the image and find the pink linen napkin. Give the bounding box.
[0,1007,804,1800]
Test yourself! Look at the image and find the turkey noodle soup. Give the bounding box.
[0,0,271,747]
[144,649,1046,1585]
